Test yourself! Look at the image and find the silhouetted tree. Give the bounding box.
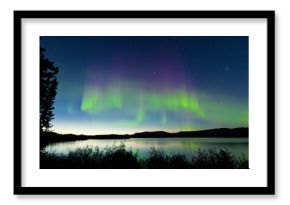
[40,47,59,132]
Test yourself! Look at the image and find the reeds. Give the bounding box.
[40,144,248,169]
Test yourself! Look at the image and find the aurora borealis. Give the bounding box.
[40,36,248,135]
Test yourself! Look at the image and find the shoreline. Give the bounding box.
[40,127,248,148]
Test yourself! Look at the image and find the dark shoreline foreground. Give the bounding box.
[40,144,248,169]
[40,127,248,148]
[40,128,248,169]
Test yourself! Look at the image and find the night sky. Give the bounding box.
[40,36,248,135]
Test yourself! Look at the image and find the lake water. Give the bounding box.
[42,137,248,160]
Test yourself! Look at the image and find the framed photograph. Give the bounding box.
[14,11,275,195]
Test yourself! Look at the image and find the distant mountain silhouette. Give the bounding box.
[132,128,248,138]
[40,127,248,148]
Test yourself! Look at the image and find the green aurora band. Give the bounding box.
[80,84,248,131]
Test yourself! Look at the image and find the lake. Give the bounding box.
[42,137,248,160]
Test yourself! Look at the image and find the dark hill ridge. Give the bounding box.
[132,128,248,138]
[40,127,248,148]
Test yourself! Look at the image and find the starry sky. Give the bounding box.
[40,36,248,135]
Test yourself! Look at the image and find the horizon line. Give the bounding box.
[47,127,249,136]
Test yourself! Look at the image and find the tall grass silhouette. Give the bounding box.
[40,144,248,169]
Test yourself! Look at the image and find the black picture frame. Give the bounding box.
[14,10,275,195]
